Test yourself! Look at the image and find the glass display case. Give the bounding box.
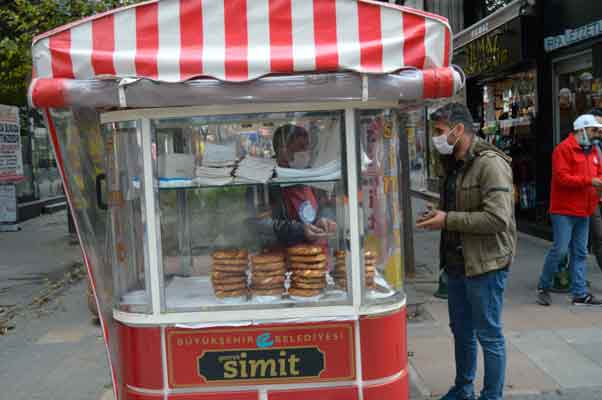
[100,105,408,319]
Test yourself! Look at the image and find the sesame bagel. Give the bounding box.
[252,275,286,286]
[252,268,287,277]
[212,258,249,266]
[289,261,327,270]
[290,281,326,290]
[291,269,327,278]
[212,249,248,260]
[211,275,247,285]
[251,253,286,264]
[287,244,324,256]
[289,254,327,263]
[213,264,248,273]
[252,261,287,272]
[211,270,246,279]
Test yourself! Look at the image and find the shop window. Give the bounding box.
[555,52,602,142]
[481,70,539,217]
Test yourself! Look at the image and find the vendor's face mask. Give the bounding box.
[432,125,460,155]
[290,151,311,169]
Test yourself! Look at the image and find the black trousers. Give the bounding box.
[590,204,602,272]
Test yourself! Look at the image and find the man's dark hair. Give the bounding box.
[272,124,308,154]
[589,108,602,117]
[430,103,475,133]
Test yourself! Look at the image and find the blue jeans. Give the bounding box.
[447,269,508,400]
[538,214,589,298]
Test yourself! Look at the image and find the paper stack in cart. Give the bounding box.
[234,156,276,183]
[194,166,234,186]
[192,142,238,185]
[202,143,238,167]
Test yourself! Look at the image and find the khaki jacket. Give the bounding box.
[438,136,517,277]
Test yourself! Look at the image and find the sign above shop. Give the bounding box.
[454,0,526,49]
[544,20,602,52]
[470,22,490,40]
[454,18,523,78]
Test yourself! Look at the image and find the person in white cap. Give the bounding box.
[537,114,602,306]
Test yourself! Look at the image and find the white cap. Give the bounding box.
[574,114,602,130]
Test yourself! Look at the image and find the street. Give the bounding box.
[4,208,602,399]
[0,211,111,400]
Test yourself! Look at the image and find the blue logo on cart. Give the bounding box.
[256,332,273,348]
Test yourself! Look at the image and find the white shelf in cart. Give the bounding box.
[157,176,342,189]
[119,273,396,313]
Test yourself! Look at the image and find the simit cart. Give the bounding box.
[28,1,463,399]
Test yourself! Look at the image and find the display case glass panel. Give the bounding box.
[102,120,151,313]
[406,108,428,192]
[50,110,117,320]
[357,109,405,306]
[151,110,353,312]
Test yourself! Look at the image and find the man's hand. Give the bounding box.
[415,210,447,231]
[316,217,337,234]
[304,223,330,241]
[593,178,602,188]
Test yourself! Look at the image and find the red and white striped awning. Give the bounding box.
[31,0,452,83]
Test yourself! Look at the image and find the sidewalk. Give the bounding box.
[0,210,82,326]
[407,198,602,399]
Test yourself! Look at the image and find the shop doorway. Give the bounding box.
[553,51,602,144]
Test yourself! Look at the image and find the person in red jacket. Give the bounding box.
[537,114,602,306]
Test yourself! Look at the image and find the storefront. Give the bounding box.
[512,0,602,238]
[15,109,65,220]
[542,0,602,144]
[452,0,544,234]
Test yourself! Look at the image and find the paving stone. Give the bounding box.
[508,330,602,388]
[555,327,602,345]
[571,343,602,369]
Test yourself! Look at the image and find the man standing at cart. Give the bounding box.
[270,124,336,246]
[416,103,516,400]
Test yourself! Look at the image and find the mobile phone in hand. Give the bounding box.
[416,209,436,223]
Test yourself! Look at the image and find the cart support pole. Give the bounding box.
[398,115,416,279]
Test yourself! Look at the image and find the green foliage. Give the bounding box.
[0,0,145,106]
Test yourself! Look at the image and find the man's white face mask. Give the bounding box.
[432,125,460,155]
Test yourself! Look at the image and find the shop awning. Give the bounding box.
[29,0,459,107]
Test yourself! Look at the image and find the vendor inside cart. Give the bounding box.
[270,124,337,246]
